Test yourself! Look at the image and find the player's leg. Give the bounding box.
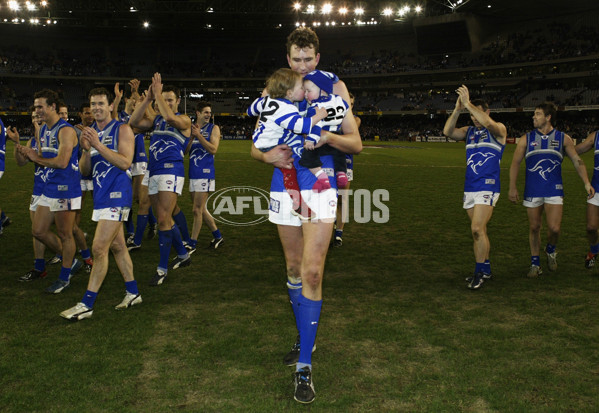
[334,181,350,247]
[201,191,223,248]
[279,224,305,366]
[544,202,563,271]
[467,203,494,288]
[73,222,92,272]
[129,176,151,249]
[294,219,333,404]
[111,219,141,309]
[526,204,544,277]
[172,203,192,246]
[190,190,204,244]
[585,203,599,268]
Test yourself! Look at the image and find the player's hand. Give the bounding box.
[151,72,163,96]
[454,96,464,111]
[81,127,100,149]
[264,144,293,169]
[508,188,520,204]
[74,124,85,131]
[457,85,470,107]
[304,141,315,151]
[586,183,595,199]
[129,79,140,93]
[191,123,201,139]
[6,126,20,143]
[114,82,123,100]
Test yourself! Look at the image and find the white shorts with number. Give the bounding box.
[131,162,147,177]
[148,174,185,196]
[38,194,81,212]
[523,196,563,208]
[92,207,131,222]
[80,179,93,192]
[463,191,500,209]
[189,178,215,193]
[30,194,41,212]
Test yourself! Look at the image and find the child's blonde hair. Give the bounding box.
[266,68,301,99]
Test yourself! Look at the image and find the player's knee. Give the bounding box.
[302,268,322,290]
[547,225,560,236]
[92,243,109,260]
[471,224,484,240]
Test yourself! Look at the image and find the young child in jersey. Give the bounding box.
[301,70,350,188]
[248,68,331,201]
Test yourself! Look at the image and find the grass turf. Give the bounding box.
[1,140,598,412]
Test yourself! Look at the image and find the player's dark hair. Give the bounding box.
[536,102,557,125]
[471,98,489,111]
[80,103,91,112]
[196,101,211,112]
[286,27,320,55]
[88,87,113,103]
[163,85,181,98]
[266,68,302,100]
[33,89,59,109]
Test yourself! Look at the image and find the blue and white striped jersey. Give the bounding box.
[148,114,190,176]
[39,119,82,199]
[524,129,565,198]
[464,126,504,193]
[248,97,313,154]
[189,123,215,180]
[89,119,132,210]
[305,94,349,143]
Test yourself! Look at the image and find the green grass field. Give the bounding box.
[1,140,598,412]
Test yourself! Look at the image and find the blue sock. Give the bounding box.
[296,294,322,368]
[474,262,485,274]
[125,280,139,295]
[483,260,491,275]
[80,249,91,260]
[125,213,134,235]
[81,290,98,308]
[171,225,188,257]
[546,243,556,254]
[34,259,45,272]
[189,238,197,248]
[531,256,540,266]
[148,208,157,225]
[158,229,172,271]
[287,280,302,331]
[173,210,191,244]
[212,229,222,239]
[591,243,599,255]
[0,211,6,221]
[335,229,343,238]
[59,266,71,282]
[134,214,149,245]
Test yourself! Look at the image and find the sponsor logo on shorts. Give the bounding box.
[166,180,173,185]
[206,186,270,226]
[58,199,65,204]
[110,207,118,212]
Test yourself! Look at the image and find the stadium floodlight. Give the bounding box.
[355,7,364,15]
[415,5,422,13]
[143,21,149,28]
[41,0,47,6]
[306,4,315,13]
[8,1,20,11]
[322,3,332,14]
[331,21,335,26]
[26,1,36,11]
[402,5,410,13]
[295,21,300,26]
[293,2,301,10]
[46,18,51,24]
[339,7,347,14]
[382,7,393,16]
[398,8,406,17]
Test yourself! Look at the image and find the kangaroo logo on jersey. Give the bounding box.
[190,147,209,166]
[93,161,114,188]
[528,159,560,181]
[467,152,496,175]
[149,140,178,161]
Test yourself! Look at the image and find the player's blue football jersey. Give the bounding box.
[524,129,565,198]
[464,126,504,193]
